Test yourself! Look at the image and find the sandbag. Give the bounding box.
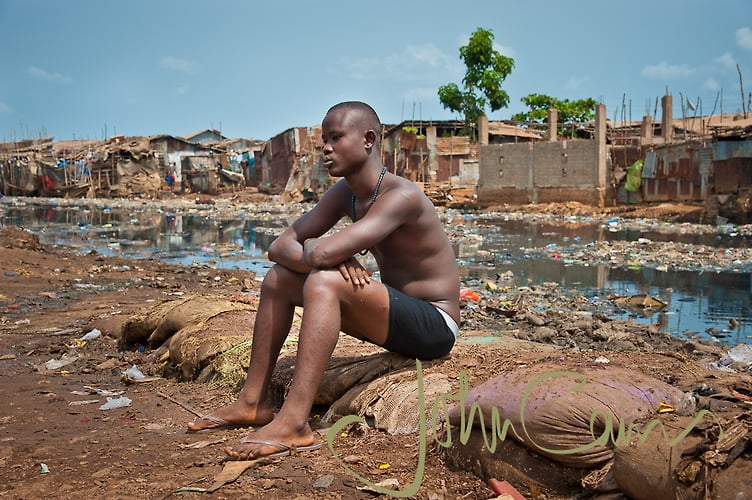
[613,415,752,499]
[324,367,453,435]
[441,426,593,498]
[447,362,686,468]
[118,294,258,382]
[296,352,414,406]
[120,294,257,347]
[167,309,255,381]
[611,417,705,499]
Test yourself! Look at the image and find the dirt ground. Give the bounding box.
[0,197,750,499]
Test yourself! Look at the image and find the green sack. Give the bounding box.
[625,160,643,192]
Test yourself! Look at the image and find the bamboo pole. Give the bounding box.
[737,64,746,118]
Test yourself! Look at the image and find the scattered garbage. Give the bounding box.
[313,474,335,489]
[356,478,400,493]
[99,396,132,410]
[611,294,669,318]
[613,294,668,311]
[488,478,525,500]
[726,344,752,369]
[122,365,146,380]
[704,360,737,372]
[44,352,79,371]
[459,288,481,301]
[69,399,100,406]
[4,198,751,348]
[79,328,102,341]
[40,463,49,474]
[71,386,125,397]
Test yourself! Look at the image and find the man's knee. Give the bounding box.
[261,264,299,294]
[304,268,342,290]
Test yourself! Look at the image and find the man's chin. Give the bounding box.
[325,166,343,177]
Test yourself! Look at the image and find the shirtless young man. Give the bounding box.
[187,101,460,460]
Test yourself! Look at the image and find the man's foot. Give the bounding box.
[187,415,244,432]
[227,437,322,459]
[224,423,318,460]
[186,401,274,432]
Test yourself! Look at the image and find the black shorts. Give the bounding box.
[381,286,456,360]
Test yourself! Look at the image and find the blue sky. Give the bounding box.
[1,0,751,142]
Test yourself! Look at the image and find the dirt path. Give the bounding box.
[0,229,497,499]
[0,201,750,498]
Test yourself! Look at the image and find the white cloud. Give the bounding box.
[27,66,73,84]
[405,44,452,68]
[176,84,190,95]
[715,52,737,70]
[342,43,461,82]
[160,56,199,74]
[641,62,693,79]
[702,77,721,91]
[0,102,11,114]
[493,43,515,59]
[736,27,752,51]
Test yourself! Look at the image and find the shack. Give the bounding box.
[258,126,328,202]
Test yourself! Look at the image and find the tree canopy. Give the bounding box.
[512,94,598,137]
[438,27,514,137]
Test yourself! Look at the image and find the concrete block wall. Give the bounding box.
[478,140,603,205]
[477,103,608,207]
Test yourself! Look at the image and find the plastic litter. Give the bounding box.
[727,344,752,367]
[44,353,79,370]
[122,365,146,380]
[99,396,132,410]
[704,361,736,373]
[460,288,481,301]
[488,478,525,500]
[40,463,49,474]
[79,328,101,341]
[75,386,125,397]
[69,399,100,406]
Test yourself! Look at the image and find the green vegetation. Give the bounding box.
[402,126,425,139]
[512,94,598,137]
[438,27,514,139]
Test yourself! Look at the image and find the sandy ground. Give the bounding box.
[0,196,750,499]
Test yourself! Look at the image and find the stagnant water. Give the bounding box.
[1,199,750,346]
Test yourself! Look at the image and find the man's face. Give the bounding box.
[321,109,368,176]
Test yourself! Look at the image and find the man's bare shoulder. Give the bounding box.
[383,176,437,213]
[317,179,351,208]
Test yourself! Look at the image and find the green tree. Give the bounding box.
[512,94,598,137]
[438,27,514,138]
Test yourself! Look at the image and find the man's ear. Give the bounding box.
[364,130,377,150]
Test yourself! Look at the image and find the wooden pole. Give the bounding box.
[737,63,747,118]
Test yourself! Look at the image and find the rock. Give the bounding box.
[529,327,556,342]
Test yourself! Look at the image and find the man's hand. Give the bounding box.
[337,256,372,287]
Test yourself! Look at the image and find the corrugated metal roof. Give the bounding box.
[436,136,471,155]
[487,122,544,139]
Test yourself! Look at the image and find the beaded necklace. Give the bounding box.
[351,166,387,255]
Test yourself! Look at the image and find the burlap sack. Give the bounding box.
[447,362,685,468]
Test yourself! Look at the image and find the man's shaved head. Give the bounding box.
[326,101,381,143]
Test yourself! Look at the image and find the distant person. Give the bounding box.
[187,101,460,461]
[165,162,176,188]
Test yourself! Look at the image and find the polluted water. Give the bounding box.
[1,196,750,346]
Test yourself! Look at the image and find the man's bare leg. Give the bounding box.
[187,265,305,431]
[224,268,389,459]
